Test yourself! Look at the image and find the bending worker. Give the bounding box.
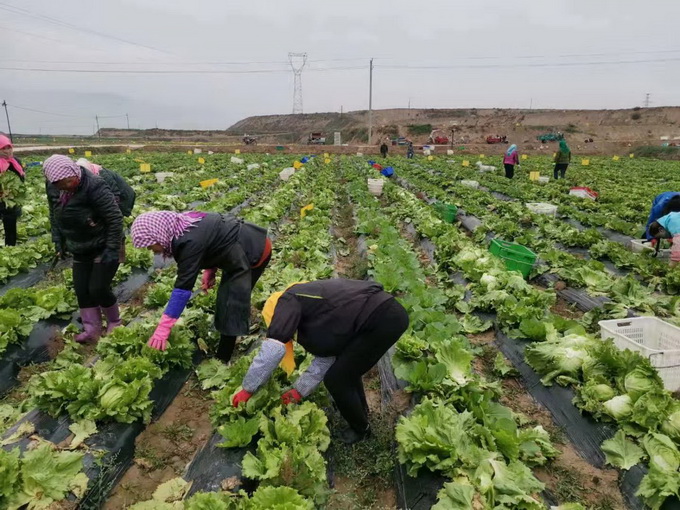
[131,211,271,362]
[0,134,25,246]
[648,211,680,266]
[645,192,680,241]
[44,155,124,342]
[231,279,409,444]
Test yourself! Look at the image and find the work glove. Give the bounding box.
[232,389,253,407]
[201,268,217,293]
[99,248,119,265]
[281,389,302,405]
[148,314,177,351]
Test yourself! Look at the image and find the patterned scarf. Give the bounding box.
[506,144,518,156]
[0,135,25,177]
[131,211,205,256]
[43,155,82,205]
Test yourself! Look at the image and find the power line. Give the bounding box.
[0,1,171,55]
[8,104,125,119]
[0,65,365,74]
[379,56,680,70]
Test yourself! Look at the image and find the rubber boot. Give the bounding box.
[101,303,122,334]
[337,424,372,445]
[75,307,102,343]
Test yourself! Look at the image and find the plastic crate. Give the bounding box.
[538,176,550,184]
[526,202,557,216]
[461,180,479,189]
[367,178,384,196]
[628,239,671,259]
[434,202,458,223]
[489,239,537,278]
[569,187,599,200]
[599,317,680,391]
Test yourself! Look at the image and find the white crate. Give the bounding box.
[367,178,384,196]
[461,180,479,189]
[526,202,557,216]
[538,176,550,184]
[628,239,671,259]
[599,317,680,392]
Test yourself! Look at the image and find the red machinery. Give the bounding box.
[486,135,508,144]
[428,130,449,144]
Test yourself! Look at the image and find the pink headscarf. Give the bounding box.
[43,154,82,183]
[131,211,204,256]
[0,135,25,177]
[76,158,102,175]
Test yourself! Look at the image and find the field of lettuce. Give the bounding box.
[0,149,679,510]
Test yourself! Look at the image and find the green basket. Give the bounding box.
[434,202,458,223]
[489,239,537,278]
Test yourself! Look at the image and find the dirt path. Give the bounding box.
[103,375,212,509]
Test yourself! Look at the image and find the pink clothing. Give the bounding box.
[43,154,82,183]
[672,235,680,263]
[131,210,204,256]
[0,135,25,177]
[503,152,519,165]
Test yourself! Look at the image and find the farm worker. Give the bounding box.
[502,144,520,179]
[231,279,409,444]
[0,134,25,246]
[553,140,572,180]
[43,155,124,342]
[380,142,389,158]
[131,211,272,362]
[648,212,680,266]
[407,142,414,159]
[644,192,680,241]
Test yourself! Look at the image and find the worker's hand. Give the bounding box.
[147,314,177,351]
[232,389,253,407]
[99,248,119,265]
[201,268,217,293]
[281,389,302,405]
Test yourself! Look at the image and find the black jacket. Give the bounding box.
[0,157,24,218]
[47,166,136,217]
[266,279,394,357]
[47,170,123,257]
[172,212,268,291]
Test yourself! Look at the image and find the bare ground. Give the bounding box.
[103,376,212,509]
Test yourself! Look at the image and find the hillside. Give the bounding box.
[227,107,680,147]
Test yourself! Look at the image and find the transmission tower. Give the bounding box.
[288,52,307,114]
[644,93,651,108]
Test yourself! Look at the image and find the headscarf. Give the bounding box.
[43,154,82,183]
[262,281,307,375]
[76,158,102,175]
[0,135,25,177]
[506,144,518,156]
[131,211,204,256]
[559,139,570,154]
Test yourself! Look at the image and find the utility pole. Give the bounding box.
[95,115,101,138]
[367,58,374,145]
[529,98,533,110]
[2,100,13,142]
[126,113,130,129]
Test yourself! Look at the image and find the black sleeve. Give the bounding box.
[173,239,205,290]
[45,181,62,246]
[89,179,123,252]
[100,169,123,205]
[266,293,302,342]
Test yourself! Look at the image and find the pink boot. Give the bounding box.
[101,303,122,334]
[75,307,102,343]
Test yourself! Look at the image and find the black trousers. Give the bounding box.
[72,260,119,308]
[0,209,18,246]
[554,163,569,180]
[323,298,409,432]
[216,252,272,363]
[504,164,514,179]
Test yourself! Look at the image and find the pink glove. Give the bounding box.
[201,268,217,293]
[148,314,177,351]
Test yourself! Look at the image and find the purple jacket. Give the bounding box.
[503,152,519,165]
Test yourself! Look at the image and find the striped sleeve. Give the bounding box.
[671,235,680,263]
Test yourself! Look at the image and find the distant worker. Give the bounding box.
[406,142,414,159]
[648,212,680,266]
[44,155,124,343]
[503,144,520,179]
[0,134,25,246]
[380,141,389,158]
[645,192,680,241]
[232,279,409,444]
[131,210,272,363]
[553,140,572,180]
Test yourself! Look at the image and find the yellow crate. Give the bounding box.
[200,178,218,188]
[581,159,590,166]
[85,151,92,157]
[234,149,240,154]
[68,148,75,154]
[293,160,303,169]
[529,172,540,181]
[521,154,528,160]
[462,160,470,167]
[198,157,206,164]
[140,163,151,173]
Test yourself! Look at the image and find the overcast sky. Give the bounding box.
[1,0,678,135]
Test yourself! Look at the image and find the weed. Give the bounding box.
[160,423,193,444]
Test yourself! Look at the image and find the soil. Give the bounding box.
[551,296,585,320]
[103,375,212,509]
